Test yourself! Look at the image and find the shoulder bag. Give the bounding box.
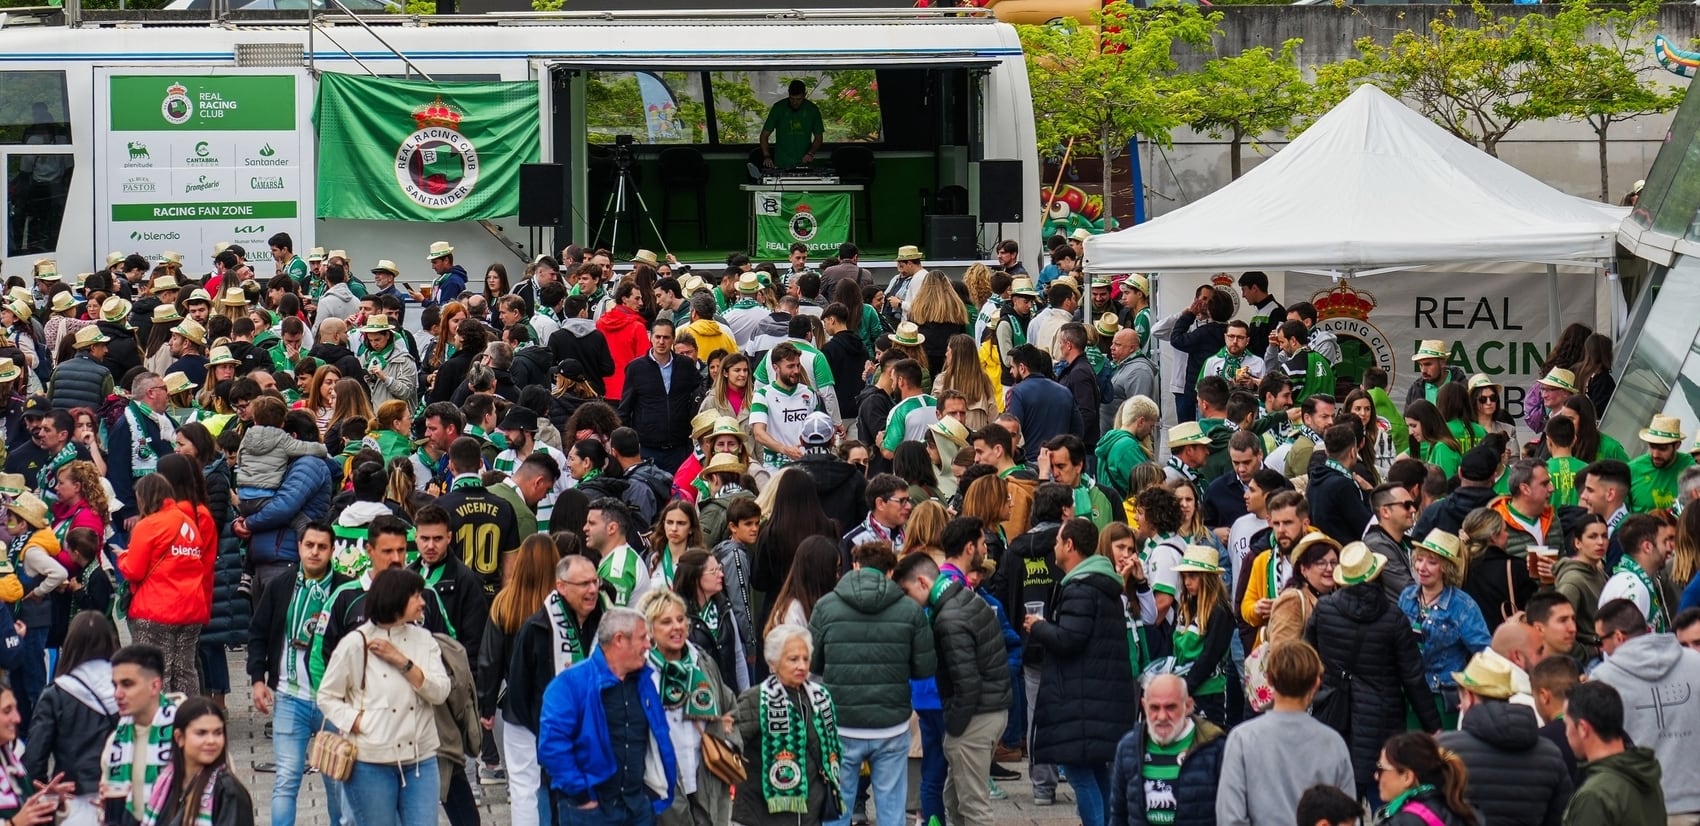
[308,631,366,782]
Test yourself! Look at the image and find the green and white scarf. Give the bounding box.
[1207,346,1244,380]
[102,694,177,819]
[758,675,843,815]
[1614,555,1670,632]
[124,400,176,481]
[139,763,221,826]
[648,646,719,719]
[37,441,78,503]
[546,591,586,673]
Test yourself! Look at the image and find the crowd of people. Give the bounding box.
[0,233,1691,826]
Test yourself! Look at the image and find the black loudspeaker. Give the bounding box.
[927,214,979,260]
[979,159,1023,224]
[518,163,564,227]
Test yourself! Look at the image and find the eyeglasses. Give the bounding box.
[884,495,913,506]
[563,578,599,589]
[1374,764,1394,778]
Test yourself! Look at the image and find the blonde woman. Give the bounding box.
[903,500,949,561]
[637,588,740,826]
[932,333,1000,429]
[1399,529,1492,728]
[1097,395,1160,501]
[908,271,968,375]
[962,262,993,311]
[1459,507,1534,631]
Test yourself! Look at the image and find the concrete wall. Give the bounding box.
[1138,4,1695,219]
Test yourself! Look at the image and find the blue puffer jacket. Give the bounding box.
[537,648,677,814]
[245,454,334,566]
[1108,717,1227,826]
[1398,584,1493,691]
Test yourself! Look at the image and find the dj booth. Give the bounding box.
[740,169,864,259]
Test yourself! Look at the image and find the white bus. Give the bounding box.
[0,7,1040,281]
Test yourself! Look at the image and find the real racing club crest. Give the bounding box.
[396,96,481,211]
[162,82,193,125]
[789,203,819,243]
[1211,273,1241,317]
[1313,282,1396,386]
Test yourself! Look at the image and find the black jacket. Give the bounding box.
[547,318,616,396]
[1058,354,1101,448]
[94,320,142,381]
[1027,562,1138,765]
[411,553,489,664]
[794,451,868,542]
[854,383,895,476]
[1406,366,1469,407]
[1437,701,1573,826]
[616,354,701,451]
[24,661,117,794]
[987,521,1061,667]
[688,593,750,694]
[246,565,354,688]
[822,330,867,418]
[1306,462,1371,546]
[1108,717,1227,826]
[1304,582,1440,783]
[476,617,515,719]
[1201,472,1247,531]
[503,602,600,731]
[428,348,477,404]
[931,579,1014,736]
[511,344,555,392]
[916,321,961,377]
[1380,789,1474,826]
[1464,545,1538,633]
[307,341,364,381]
[1413,483,1497,539]
[1168,313,1226,398]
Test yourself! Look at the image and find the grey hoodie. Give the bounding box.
[1590,632,1700,814]
[238,424,329,490]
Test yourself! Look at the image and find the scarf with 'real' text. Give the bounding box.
[139,763,221,826]
[102,693,178,819]
[758,675,843,815]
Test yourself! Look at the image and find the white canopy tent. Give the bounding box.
[1084,84,1628,278]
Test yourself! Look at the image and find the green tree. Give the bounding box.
[1185,38,1310,178]
[1019,0,1219,226]
[1346,4,1557,157]
[1535,0,1684,201]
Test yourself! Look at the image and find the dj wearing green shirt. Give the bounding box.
[760,79,825,169]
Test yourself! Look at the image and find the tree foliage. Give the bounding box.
[1185,38,1310,178]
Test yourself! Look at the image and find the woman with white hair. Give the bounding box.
[732,624,844,826]
[1096,394,1160,498]
[637,588,740,826]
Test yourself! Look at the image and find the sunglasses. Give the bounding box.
[1476,394,1499,403]
[1386,501,1418,511]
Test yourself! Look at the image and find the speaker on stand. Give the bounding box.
[519,163,565,259]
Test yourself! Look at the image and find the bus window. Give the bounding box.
[0,71,71,144]
[7,154,74,257]
[709,69,882,146]
[585,71,707,145]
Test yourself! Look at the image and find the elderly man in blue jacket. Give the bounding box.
[539,607,677,826]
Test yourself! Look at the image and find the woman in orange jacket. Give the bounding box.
[118,463,216,697]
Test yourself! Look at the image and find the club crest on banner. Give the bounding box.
[396,96,481,211]
[1211,273,1241,317]
[1313,282,1396,386]
[162,82,193,125]
[789,203,819,242]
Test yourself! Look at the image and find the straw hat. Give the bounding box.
[1173,545,1223,575]
[160,251,183,266]
[929,416,970,448]
[1640,414,1686,446]
[307,247,327,263]
[1411,339,1448,361]
[690,409,721,441]
[150,275,181,294]
[1414,529,1464,564]
[4,300,29,325]
[679,274,708,295]
[33,258,57,279]
[1167,421,1211,449]
[631,249,660,267]
[427,241,455,260]
[1451,651,1517,700]
[74,325,111,350]
[184,288,213,306]
[208,345,239,367]
[106,252,125,268]
[732,272,761,295]
[1287,531,1342,565]
[359,314,398,335]
[1332,541,1387,587]
[328,250,349,262]
[218,288,249,307]
[701,452,748,477]
[98,297,131,325]
[1124,274,1149,296]
[163,371,196,395]
[1010,277,1040,298]
[1094,312,1120,338]
[894,245,924,262]
[370,260,401,277]
[1537,368,1577,392]
[1466,373,1501,395]
[170,318,206,346]
[1070,228,1092,242]
[891,321,926,347]
[151,304,183,325]
[0,474,25,497]
[5,492,48,530]
[47,292,77,315]
[709,417,744,439]
[0,359,21,385]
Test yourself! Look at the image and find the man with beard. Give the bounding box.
[1238,491,1328,642]
[307,317,363,380]
[1109,673,1227,826]
[1629,414,1694,513]
[1364,482,1419,601]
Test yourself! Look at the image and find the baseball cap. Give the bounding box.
[800,412,837,446]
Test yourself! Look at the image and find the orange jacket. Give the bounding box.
[119,499,216,625]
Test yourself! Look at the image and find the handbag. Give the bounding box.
[697,722,747,786]
[308,632,367,782]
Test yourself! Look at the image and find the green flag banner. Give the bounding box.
[315,73,538,221]
[753,191,851,260]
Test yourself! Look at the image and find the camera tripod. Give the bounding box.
[592,149,667,258]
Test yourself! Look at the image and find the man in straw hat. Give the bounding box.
[3,489,67,723]
[1403,338,1466,406]
[1164,420,1213,496]
[1629,414,1694,513]
[419,240,468,306]
[886,245,927,318]
[93,296,143,381]
[1436,651,1574,826]
[166,318,208,385]
[722,271,770,346]
[46,326,114,413]
[356,314,419,409]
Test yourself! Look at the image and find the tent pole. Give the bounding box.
[1546,264,1561,344]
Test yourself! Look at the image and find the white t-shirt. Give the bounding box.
[1143,534,1185,600]
[1228,514,1269,604]
[750,380,821,466]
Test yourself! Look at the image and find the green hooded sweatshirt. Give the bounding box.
[1095,428,1151,498]
[1564,746,1665,826]
[1063,552,1123,586]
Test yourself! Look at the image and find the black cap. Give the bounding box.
[552,358,586,382]
[498,408,538,433]
[1459,442,1500,483]
[21,395,49,417]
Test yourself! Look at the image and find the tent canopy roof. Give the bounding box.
[1085,84,1628,275]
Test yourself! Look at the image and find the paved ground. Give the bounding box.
[218,649,1081,826]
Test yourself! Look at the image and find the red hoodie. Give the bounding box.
[595,305,650,402]
[119,498,217,626]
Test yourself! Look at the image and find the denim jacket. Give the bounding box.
[1398,584,1493,690]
